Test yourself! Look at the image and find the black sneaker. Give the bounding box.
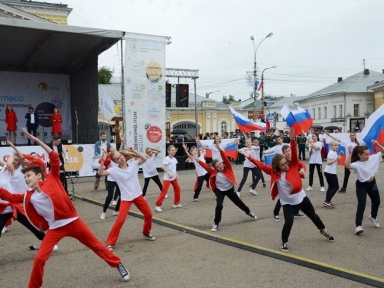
[294,213,306,219]
[280,242,289,252]
[143,233,156,241]
[338,187,346,193]
[263,183,266,188]
[320,230,335,242]
[248,212,257,219]
[117,263,130,281]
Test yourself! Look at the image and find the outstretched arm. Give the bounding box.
[325,131,341,143]
[7,140,26,167]
[22,128,52,154]
[239,150,272,175]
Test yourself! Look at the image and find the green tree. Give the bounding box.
[98,67,113,84]
[222,95,236,104]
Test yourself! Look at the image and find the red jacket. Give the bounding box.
[198,150,238,191]
[247,139,304,200]
[0,151,78,231]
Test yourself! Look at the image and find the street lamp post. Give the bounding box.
[261,66,277,113]
[250,32,273,120]
[205,90,220,98]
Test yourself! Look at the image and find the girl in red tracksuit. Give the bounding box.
[0,129,130,288]
[197,143,257,232]
[241,131,335,252]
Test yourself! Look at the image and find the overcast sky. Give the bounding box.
[60,0,384,102]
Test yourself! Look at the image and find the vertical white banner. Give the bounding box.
[124,34,167,166]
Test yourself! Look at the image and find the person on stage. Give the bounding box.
[5,105,18,144]
[50,107,63,136]
[25,106,39,145]
[0,129,131,287]
[48,135,69,196]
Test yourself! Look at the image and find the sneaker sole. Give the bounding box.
[355,230,364,235]
[280,248,289,252]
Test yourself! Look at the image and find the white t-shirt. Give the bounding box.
[215,172,233,191]
[162,156,178,181]
[340,140,357,157]
[276,172,306,205]
[108,159,142,201]
[192,152,208,177]
[239,146,259,168]
[31,190,78,229]
[264,144,284,156]
[208,143,228,162]
[142,154,158,178]
[107,161,117,182]
[0,168,13,214]
[351,152,382,182]
[309,141,323,164]
[10,166,29,193]
[324,150,338,174]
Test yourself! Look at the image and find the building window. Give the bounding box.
[324,107,327,119]
[318,108,321,119]
[353,104,359,117]
[220,121,227,135]
[339,105,343,117]
[333,105,336,118]
[312,108,316,120]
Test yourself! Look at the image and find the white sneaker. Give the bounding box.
[116,263,130,281]
[111,200,117,206]
[113,211,119,216]
[249,189,257,195]
[320,187,325,192]
[106,244,114,251]
[165,194,169,199]
[155,206,162,212]
[369,215,380,228]
[172,204,182,208]
[236,192,241,198]
[306,186,313,191]
[100,212,106,220]
[211,224,218,232]
[355,226,364,235]
[1,226,8,234]
[53,245,59,252]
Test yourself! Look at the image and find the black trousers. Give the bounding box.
[238,167,261,191]
[102,181,121,213]
[309,163,324,187]
[282,196,325,243]
[273,199,299,216]
[27,124,38,145]
[342,167,351,189]
[324,172,339,203]
[355,179,380,226]
[298,144,306,160]
[142,175,163,196]
[194,173,210,199]
[0,210,45,240]
[213,187,251,225]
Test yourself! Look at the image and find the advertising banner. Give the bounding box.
[0,71,71,144]
[124,34,167,166]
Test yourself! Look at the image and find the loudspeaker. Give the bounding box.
[0,136,6,146]
[166,83,171,107]
[61,135,72,144]
[176,84,189,107]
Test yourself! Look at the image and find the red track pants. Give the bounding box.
[106,195,153,246]
[29,218,121,288]
[155,179,181,207]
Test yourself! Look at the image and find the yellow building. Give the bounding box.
[0,0,71,25]
[367,80,384,110]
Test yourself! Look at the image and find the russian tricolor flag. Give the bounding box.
[229,106,266,133]
[360,104,384,152]
[280,104,313,136]
[198,139,238,159]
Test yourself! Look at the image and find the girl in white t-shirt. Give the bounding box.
[326,131,360,192]
[306,133,325,192]
[236,138,261,197]
[98,148,156,250]
[183,143,209,202]
[323,140,342,208]
[346,141,384,235]
[155,145,181,212]
[141,148,163,198]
